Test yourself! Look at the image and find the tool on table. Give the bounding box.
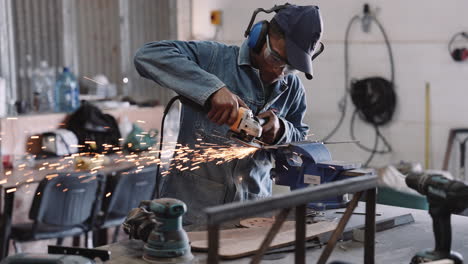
[123,198,194,264]
[406,172,468,264]
[48,246,111,261]
[271,141,362,210]
[335,211,382,216]
[227,107,267,148]
[1,246,110,263]
[1,253,95,264]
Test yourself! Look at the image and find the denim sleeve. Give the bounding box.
[134,40,226,107]
[275,85,309,144]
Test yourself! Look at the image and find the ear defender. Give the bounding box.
[451,48,468,62]
[247,20,269,54]
[448,32,468,62]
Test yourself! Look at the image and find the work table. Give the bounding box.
[99,203,468,263]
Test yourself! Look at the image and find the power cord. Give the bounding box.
[321,6,396,166]
[154,95,181,198]
[321,15,359,143]
[154,95,207,198]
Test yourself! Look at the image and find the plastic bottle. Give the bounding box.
[54,67,80,112]
[31,61,55,112]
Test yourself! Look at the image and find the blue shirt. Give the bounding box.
[134,40,309,224]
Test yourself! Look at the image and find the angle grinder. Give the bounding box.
[123,198,194,264]
[227,107,267,148]
[173,96,267,148]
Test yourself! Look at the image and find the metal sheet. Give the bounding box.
[205,175,377,225]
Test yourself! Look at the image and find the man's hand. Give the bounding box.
[258,110,284,144]
[208,87,248,126]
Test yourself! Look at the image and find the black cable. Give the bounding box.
[448,32,468,55]
[350,77,396,127]
[322,15,360,142]
[371,15,395,83]
[350,15,395,166]
[321,11,396,167]
[154,95,181,198]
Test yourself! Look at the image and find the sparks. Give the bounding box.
[46,174,59,180]
[83,76,106,85]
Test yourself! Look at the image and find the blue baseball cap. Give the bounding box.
[273,5,323,77]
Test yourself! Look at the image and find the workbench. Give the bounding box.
[99,203,468,263]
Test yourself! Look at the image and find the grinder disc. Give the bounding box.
[239,217,276,228]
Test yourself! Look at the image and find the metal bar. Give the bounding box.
[0,188,15,260]
[295,204,306,264]
[118,0,129,96]
[5,0,18,108]
[205,175,376,225]
[22,0,33,102]
[48,245,111,261]
[339,213,414,242]
[250,208,291,264]
[0,0,17,116]
[364,188,376,264]
[317,192,362,264]
[425,82,431,169]
[62,0,79,75]
[207,224,220,264]
[323,140,360,145]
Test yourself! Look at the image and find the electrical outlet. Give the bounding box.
[210,10,222,25]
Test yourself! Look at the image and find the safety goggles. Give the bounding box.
[264,35,298,74]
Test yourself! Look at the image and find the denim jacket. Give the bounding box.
[134,40,309,224]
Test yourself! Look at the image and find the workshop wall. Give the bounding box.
[192,0,468,170]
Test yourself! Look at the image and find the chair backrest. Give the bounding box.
[102,165,156,219]
[29,172,103,227]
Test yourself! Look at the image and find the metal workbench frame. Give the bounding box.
[204,174,377,264]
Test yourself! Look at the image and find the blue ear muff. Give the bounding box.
[247,20,268,54]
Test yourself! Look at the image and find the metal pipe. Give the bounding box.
[0,189,15,259]
[205,174,376,225]
[295,204,306,264]
[250,208,291,264]
[207,224,220,264]
[318,192,362,264]
[364,188,376,264]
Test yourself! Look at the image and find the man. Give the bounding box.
[134,4,323,225]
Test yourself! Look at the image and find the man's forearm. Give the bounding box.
[134,41,225,106]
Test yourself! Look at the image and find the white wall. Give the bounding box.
[192,0,468,169]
